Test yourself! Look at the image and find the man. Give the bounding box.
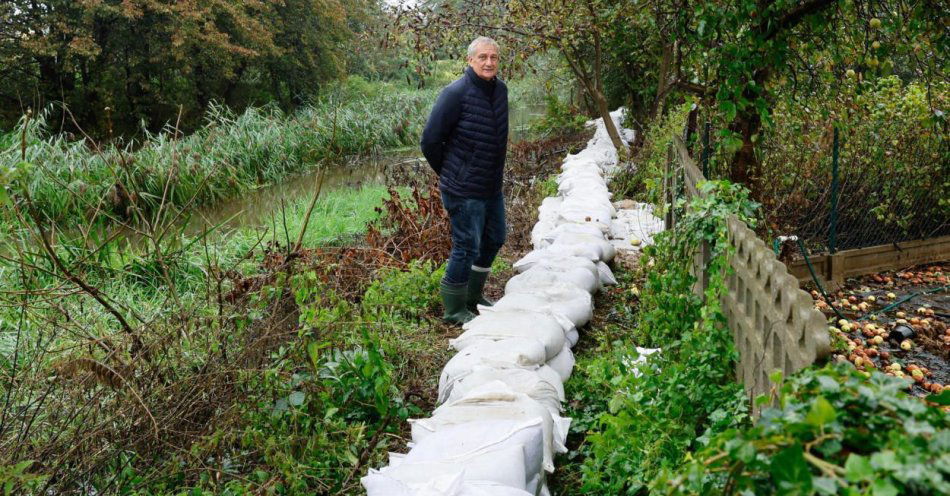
[420,36,509,324]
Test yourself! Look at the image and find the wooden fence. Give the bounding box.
[665,136,831,407]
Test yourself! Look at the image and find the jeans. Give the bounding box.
[441,190,507,285]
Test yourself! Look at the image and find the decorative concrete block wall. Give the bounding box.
[669,136,831,409]
[719,215,831,403]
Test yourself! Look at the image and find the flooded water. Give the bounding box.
[180,103,545,236]
[176,151,419,237]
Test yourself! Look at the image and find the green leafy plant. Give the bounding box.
[576,179,758,493]
[360,260,444,321]
[531,94,588,138]
[653,364,950,496]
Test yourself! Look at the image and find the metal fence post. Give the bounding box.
[701,121,711,178]
[665,144,674,230]
[829,126,840,254]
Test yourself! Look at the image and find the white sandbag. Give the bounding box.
[549,232,616,263]
[451,311,568,360]
[546,344,575,382]
[557,198,614,226]
[439,338,548,396]
[400,418,545,495]
[444,365,564,415]
[363,471,535,496]
[537,197,563,223]
[413,382,569,473]
[596,261,617,286]
[564,327,579,347]
[560,159,604,176]
[366,445,528,493]
[608,204,664,248]
[512,254,600,288]
[563,145,616,169]
[506,268,592,297]
[519,264,600,294]
[557,177,609,197]
[558,166,605,182]
[535,223,610,249]
[530,219,557,249]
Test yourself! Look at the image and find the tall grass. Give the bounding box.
[1,80,433,229]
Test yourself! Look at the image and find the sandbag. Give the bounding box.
[596,261,618,286]
[451,311,568,360]
[546,344,575,382]
[530,219,557,249]
[533,223,609,250]
[443,365,564,415]
[520,264,600,294]
[549,232,616,263]
[490,282,593,327]
[399,418,545,494]
[365,444,528,494]
[412,382,570,473]
[557,199,614,226]
[513,254,600,289]
[537,197,563,223]
[439,338,547,396]
[363,471,535,496]
[557,177,609,197]
[505,269,593,297]
[557,166,605,182]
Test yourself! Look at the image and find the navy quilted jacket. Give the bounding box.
[420,66,509,198]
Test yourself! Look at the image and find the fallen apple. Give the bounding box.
[887,292,896,299]
[900,339,913,351]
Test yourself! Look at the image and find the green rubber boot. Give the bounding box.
[441,281,476,325]
[466,268,495,312]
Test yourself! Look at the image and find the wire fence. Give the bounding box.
[682,106,950,258]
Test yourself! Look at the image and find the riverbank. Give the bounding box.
[0,122,593,493]
[0,80,434,233]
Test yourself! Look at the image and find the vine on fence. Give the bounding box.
[577,180,758,493]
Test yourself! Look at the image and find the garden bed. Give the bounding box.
[808,263,949,398]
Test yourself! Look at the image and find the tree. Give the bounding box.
[0,0,376,136]
[392,0,638,154]
[650,0,946,189]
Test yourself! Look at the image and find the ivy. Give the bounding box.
[577,180,758,493]
[652,365,950,496]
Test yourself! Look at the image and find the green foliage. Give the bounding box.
[577,180,759,493]
[1,84,431,231]
[756,76,949,249]
[0,461,46,495]
[361,260,444,321]
[531,94,588,137]
[653,365,950,496]
[0,0,389,134]
[538,174,559,199]
[611,103,690,205]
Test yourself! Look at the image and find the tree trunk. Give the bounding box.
[562,46,627,156]
[593,87,626,154]
[651,42,674,120]
[727,68,769,195]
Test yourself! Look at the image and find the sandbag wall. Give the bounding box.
[362,110,635,496]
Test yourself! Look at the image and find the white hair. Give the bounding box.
[467,36,499,58]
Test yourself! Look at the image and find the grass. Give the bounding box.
[1,78,433,230]
[0,70,570,493]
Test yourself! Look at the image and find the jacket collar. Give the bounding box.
[465,66,496,94]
